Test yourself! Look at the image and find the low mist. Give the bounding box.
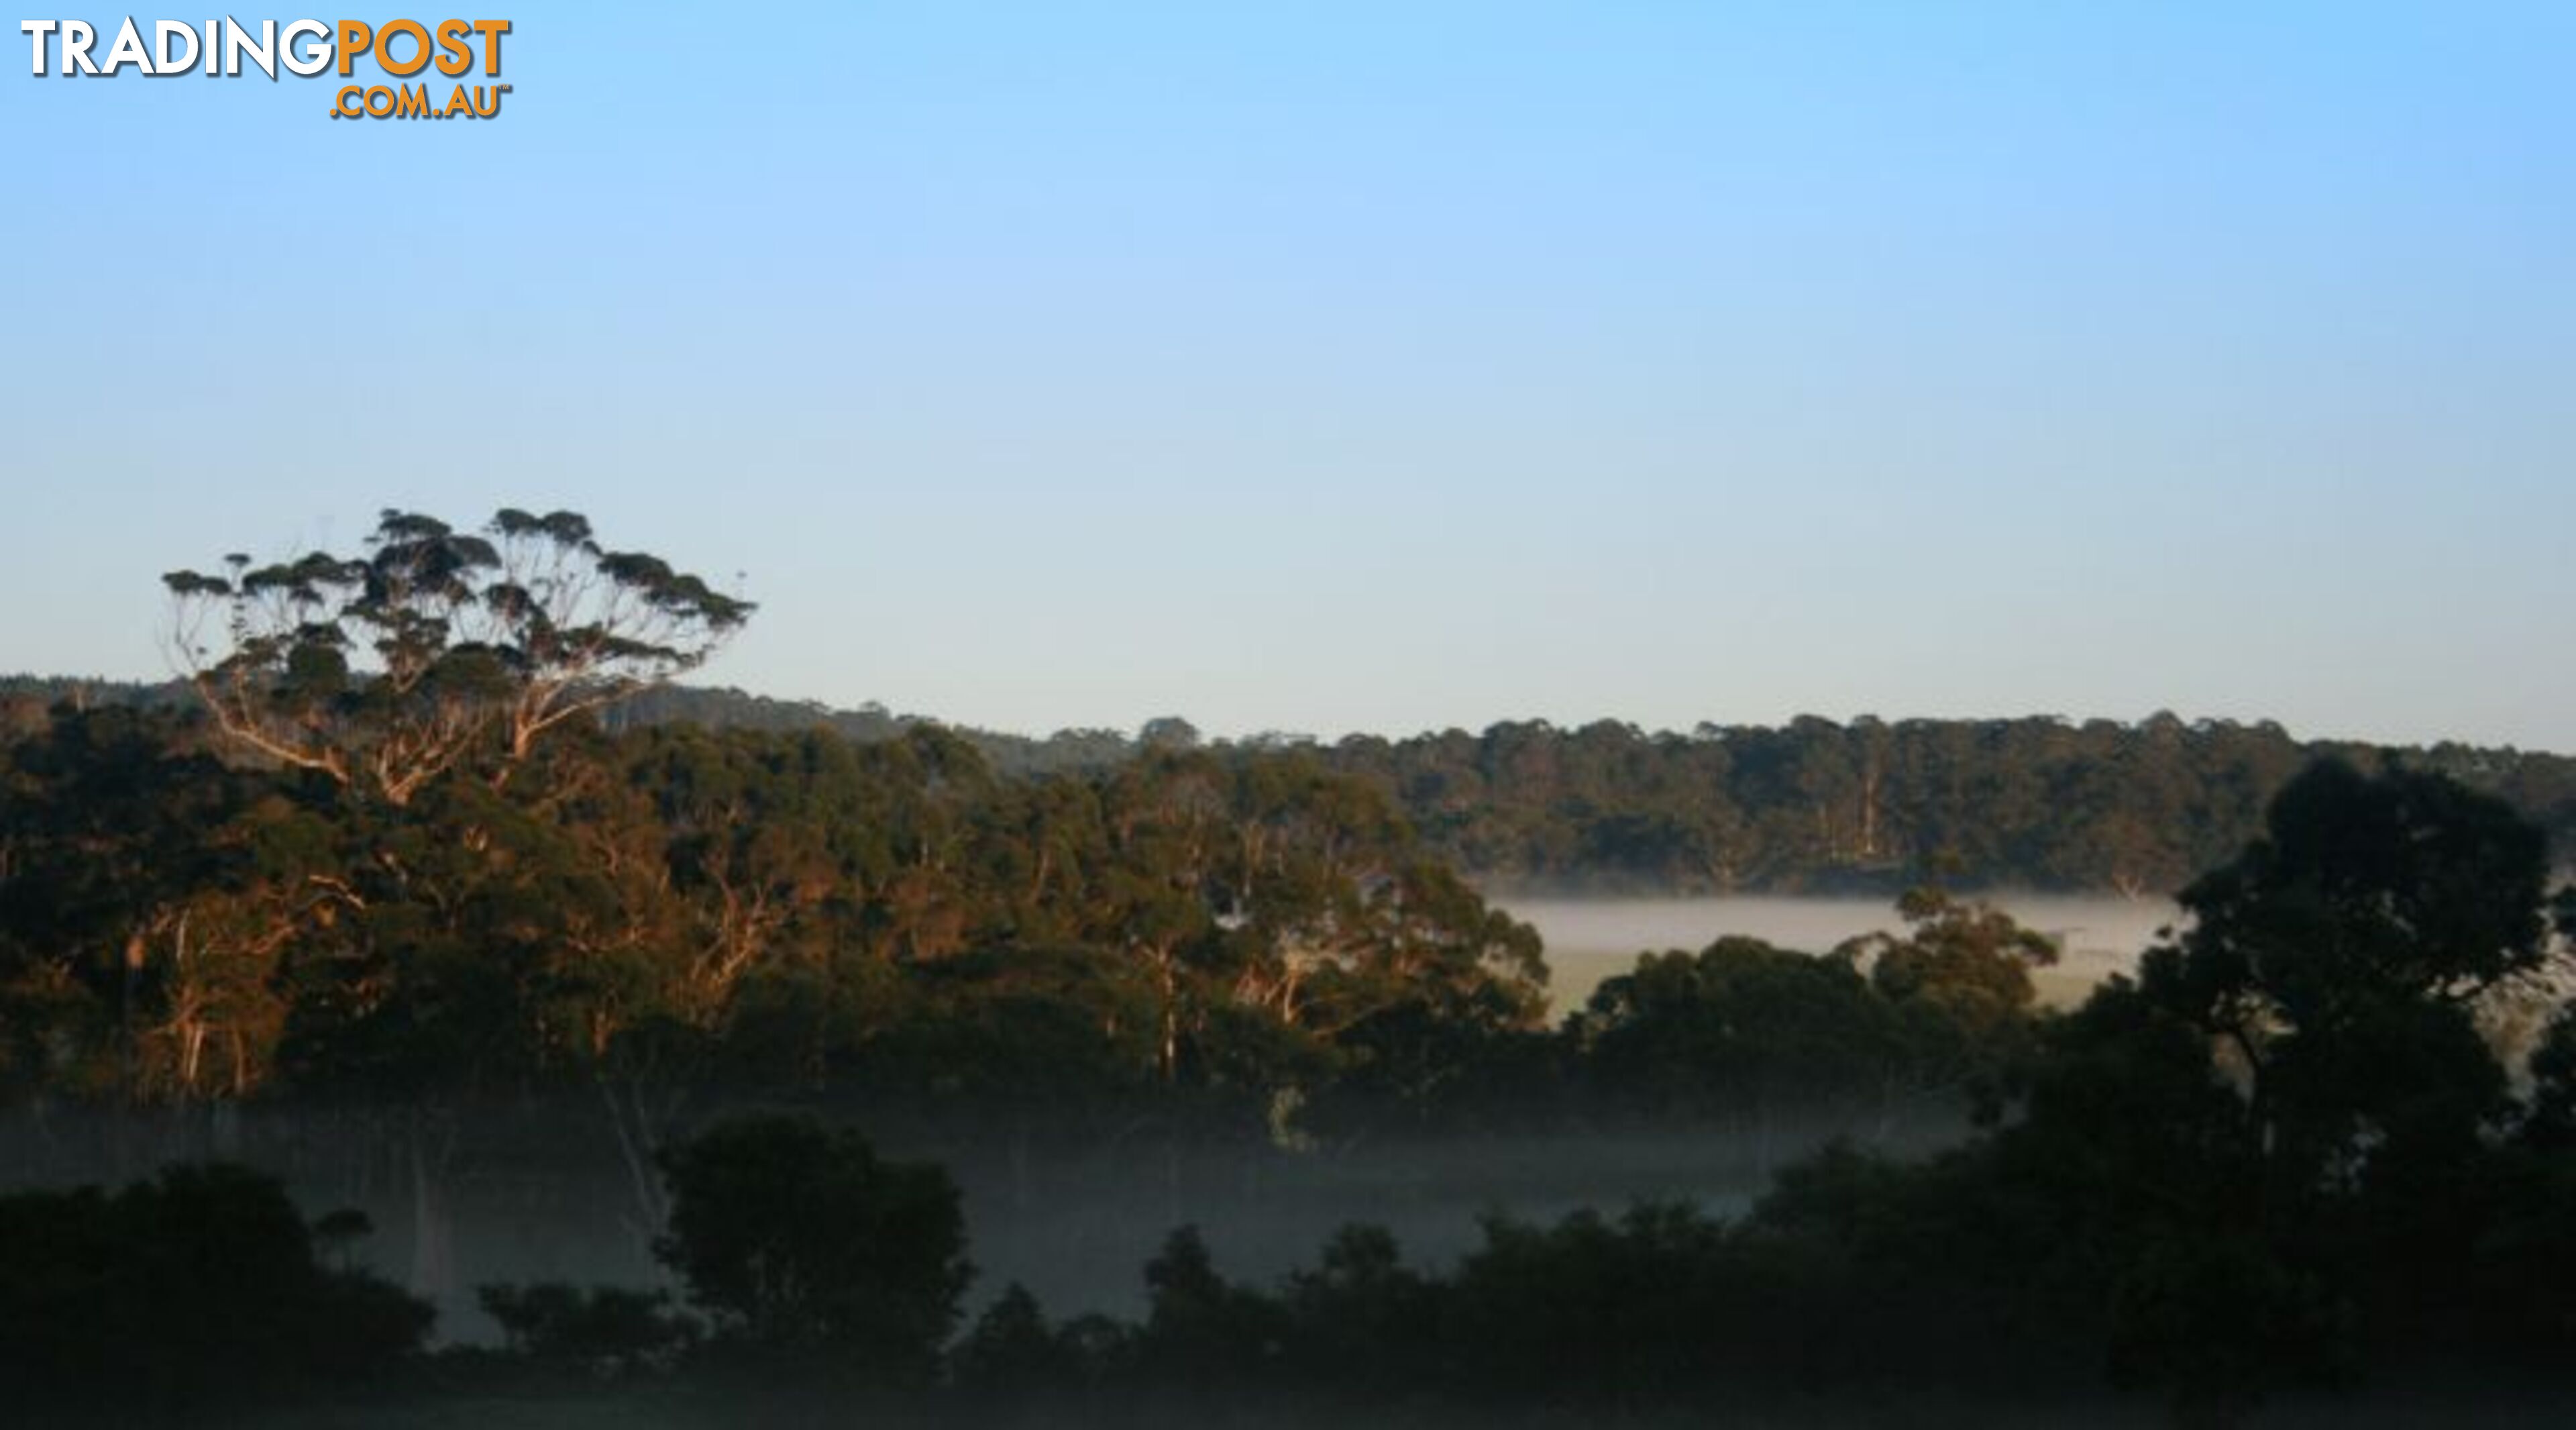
[1499,893,2182,1013]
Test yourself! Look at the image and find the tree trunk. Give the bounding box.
[407,1113,458,1302]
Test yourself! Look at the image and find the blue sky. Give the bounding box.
[5,2,2571,748]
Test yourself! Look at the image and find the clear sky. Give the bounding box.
[5,3,2571,750]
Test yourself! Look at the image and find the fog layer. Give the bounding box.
[1501,894,2181,1013]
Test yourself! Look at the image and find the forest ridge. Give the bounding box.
[12,674,2573,896]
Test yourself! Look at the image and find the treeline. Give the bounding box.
[1331,713,2576,896]
[18,674,2576,896]
[612,695,2576,894]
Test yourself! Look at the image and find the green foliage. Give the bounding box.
[0,706,250,1097]
[1567,892,2061,1128]
[0,678,1556,1116]
[1325,714,2576,895]
[2161,759,2553,1025]
[653,1114,969,1380]
[1577,937,1895,1119]
[2143,760,2549,1234]
[17,675,2576,892]
[1847,888,2059,1113]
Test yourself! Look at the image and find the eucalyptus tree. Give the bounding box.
[2143,758,2557,1172]
[164,508,752,805]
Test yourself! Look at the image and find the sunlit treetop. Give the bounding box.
[163,507,753,804]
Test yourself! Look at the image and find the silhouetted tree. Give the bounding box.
[950,1282,1091,1393]
[0,1162,430,1409]
[477,1281,695,1379]
[1132,1225,1285,1388]
[653,1114,969,1382]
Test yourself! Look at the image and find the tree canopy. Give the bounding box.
[164,508,752,804]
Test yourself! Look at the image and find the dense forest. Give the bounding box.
[7,509,2576,1423]
[619,688,2576,896]
[1328,712,2576,896]
[16,674,2575,899]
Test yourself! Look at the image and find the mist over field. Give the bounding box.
[1501,895,2182,1015]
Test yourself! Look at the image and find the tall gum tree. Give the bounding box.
[164,508,753,806]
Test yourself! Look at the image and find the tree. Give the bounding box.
[2000,760,2561,1403]
[1133,1225,1285,1387]
[0,1163,431,1408]
[653,1115,970,1380]
[165,508,751,805]
[951,1283,1091,1392]
[1841,887,2059,1111]
[1279,1224,1436,1391]
[1138,716,1202,752]
[1576,937,1894,1126]
[0,706,250,1096]
[476,1281,695,1378]
[2144,758,2555,1170]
